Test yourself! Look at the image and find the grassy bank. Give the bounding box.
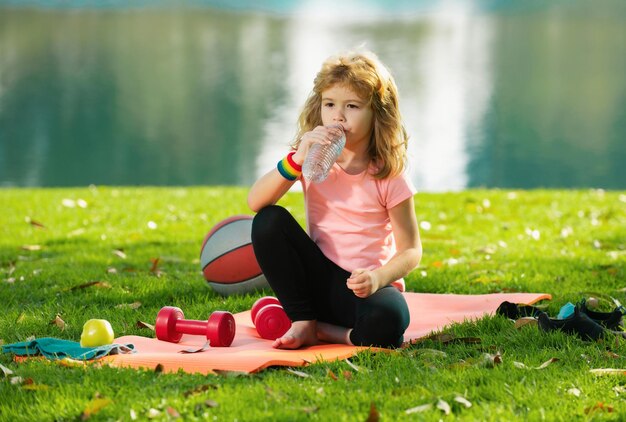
[1,187,625,421]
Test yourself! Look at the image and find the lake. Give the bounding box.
[1,0,625,190]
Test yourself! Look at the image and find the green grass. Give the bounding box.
[1,187,625,421]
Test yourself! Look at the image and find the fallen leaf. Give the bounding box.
[613,386,626,395]
[515,358,559,370]
[5,261,16,275]
[68,228,86,237]
[437,399,451,415]
[147,408,161,419]
[366,403,379,422]
[180,341,211,354]
[301,406,319,414]
[115,302,142,310]
[26,217,46,229]
[476,246,497,255]
[80,398,112,420]
[590,368,626,376]
[10,376,24,385]
[22,382,50,391]
[536,358,559,369]
[50,315,66,331]
[62,198,76,208]
[514,317,538,329]
[57,358,87,368]
[204,399,218,408]
[525,228,541,240]
[327,369,338,381]
[183,384,217,397]
[344,359,363,372]
[454,396,472,408]
[106,267,118,274]
[136,321,155,331]
[0,363,14,377]
[166,407,181,418]
[112,249,127,259]
[342,370,353,380]
[584,402,614,414]
[482,352,502,368]
[149,258,163,276]
[286,368,310,378]
[405,403,433,414]
[412,348,448,358]
[21,245,41,251]
[68,281,112,291]
[567,388,581,397]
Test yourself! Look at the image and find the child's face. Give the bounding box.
[320,84,373,145]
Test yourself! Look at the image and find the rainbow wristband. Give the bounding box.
[277,151,302,181]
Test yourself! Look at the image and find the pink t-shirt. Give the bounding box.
[301,163,417,291]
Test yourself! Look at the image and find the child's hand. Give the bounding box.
[346,269,380,298]
[292,126,343,165]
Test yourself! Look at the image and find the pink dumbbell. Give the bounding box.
[250,296,291,340]
[155,306,235,346]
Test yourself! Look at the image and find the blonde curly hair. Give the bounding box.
[293,50,408,179]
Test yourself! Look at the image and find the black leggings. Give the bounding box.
[251,205,410,348]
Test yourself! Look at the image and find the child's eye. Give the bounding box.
[324,102,334,107]
[348,104,359,109]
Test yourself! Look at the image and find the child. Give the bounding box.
[248,50,422,349]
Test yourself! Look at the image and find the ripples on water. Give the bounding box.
[0,0,624,189]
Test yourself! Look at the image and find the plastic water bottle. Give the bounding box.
[302,125,346,183]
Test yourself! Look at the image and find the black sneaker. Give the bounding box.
[537,307,605,341]
[496,301,542,320]
[578,299,624,330]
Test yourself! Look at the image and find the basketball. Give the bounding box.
[200,215,269,296]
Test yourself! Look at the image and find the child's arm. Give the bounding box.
[346,196,421,297]
[247,126,340,212]
[247,168,298,212]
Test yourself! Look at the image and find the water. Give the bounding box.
[0,1,625,190]
[302,126,346,183]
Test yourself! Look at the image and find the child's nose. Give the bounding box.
[333,108,346,122]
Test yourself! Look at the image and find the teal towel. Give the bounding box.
[557,302,576,319]
[1,337,135,361]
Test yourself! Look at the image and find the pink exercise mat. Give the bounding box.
[104,292,551,374]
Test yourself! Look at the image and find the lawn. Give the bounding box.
[1,187,625,421]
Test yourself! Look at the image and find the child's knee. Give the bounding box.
[351,297,410,348]
[252,205,288,242]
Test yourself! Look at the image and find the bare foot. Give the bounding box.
[317,322,353,345]
[272,320,318,349]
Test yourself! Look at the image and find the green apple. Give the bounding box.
[80,319,115,347]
